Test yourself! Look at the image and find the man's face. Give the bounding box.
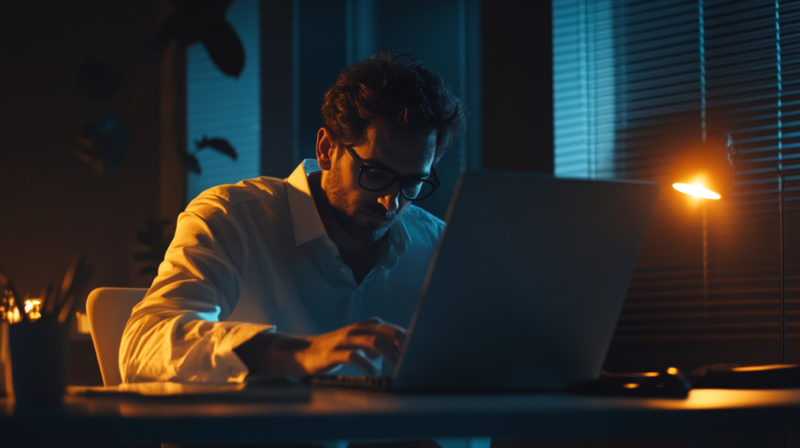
[323,121,437,243]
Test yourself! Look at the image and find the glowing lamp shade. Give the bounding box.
[672,183,721,200]
[671,139,735,200]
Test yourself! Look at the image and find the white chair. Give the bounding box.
[86,287,147,386]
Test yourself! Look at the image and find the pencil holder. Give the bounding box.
[8,319,68,405]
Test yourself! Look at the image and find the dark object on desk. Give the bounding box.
[2,254,92,404]
[569,368,691,398]
[68,381,310,402]
[306,374,393,390]
[8,320,69,405]
[691,364,800,389]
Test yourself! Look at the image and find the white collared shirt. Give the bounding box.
[120,160,445,383]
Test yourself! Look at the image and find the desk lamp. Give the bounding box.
[672,134,796,387]
[672,135,735,201]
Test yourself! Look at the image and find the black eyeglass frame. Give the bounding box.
[344,146,440,201]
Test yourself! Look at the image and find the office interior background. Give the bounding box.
[0,0,798,393]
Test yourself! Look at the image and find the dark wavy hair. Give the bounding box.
[321,50,466,162]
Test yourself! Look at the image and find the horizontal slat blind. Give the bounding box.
[554,0,800,371]
[553,0,616,179]
[187,0,260,201]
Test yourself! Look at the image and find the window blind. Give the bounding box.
[553,0,617,178]
[554,0,800,371]
[186,0,261,201]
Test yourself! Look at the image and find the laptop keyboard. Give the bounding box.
[306,375,393,390]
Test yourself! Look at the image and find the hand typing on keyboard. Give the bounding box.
[234,317,407,377]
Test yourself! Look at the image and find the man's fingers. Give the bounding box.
[329,349,378,375]
[337,341,383,361]
[339,335,399,364]
[316,363,344,375]
[349,323,407,350]
[297,319,408,375]
[358,317,405,336]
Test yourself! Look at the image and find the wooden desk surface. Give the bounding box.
[3,388,800,446]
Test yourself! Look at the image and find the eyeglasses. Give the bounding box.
[344,146,440,201]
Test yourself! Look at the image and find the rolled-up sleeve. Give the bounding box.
[120,193,274,383]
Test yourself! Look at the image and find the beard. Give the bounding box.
[324,163,404,243]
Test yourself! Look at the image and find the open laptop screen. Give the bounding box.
[393,171,658,391]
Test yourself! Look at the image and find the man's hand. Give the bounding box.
[234,317,407,377]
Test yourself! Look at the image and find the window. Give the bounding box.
[186,0,260,201]
[553,0,616,178]
[554,0,800,370]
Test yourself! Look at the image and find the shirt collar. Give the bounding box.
[286,160,327,246]
[285,159,413,257]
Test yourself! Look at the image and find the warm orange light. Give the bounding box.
[24,298,42,322]
[7,306,21,324]
[3,290,21,323]
[623,383,640,389]
[643,372,659,377]
[672,183,721,200]
[76,312,91,334]
[731,364,794,372]
[667,367,679,375]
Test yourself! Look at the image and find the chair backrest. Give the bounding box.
[86,287,147,386]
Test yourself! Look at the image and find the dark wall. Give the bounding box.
[298,0,349,162]
[0,1,162,298]
[260,0,295,179]
[259,0,350,179]
[482,1,553,174]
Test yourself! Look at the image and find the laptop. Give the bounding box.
[309,171,658,392]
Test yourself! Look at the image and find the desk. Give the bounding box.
[2,388,800,447]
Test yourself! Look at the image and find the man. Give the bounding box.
[120,51,466,383]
